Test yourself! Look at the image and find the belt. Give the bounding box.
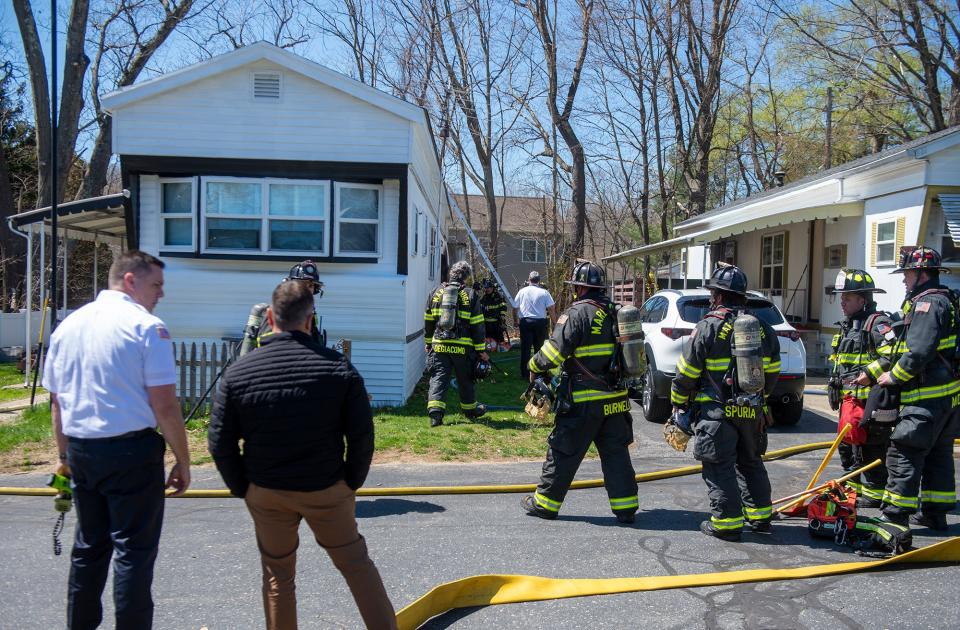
[520,317,546,322]
[67,428,155,443]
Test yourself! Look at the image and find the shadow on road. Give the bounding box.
[420,605,484,629]
[769,409,837,434]
[356,498,445,518]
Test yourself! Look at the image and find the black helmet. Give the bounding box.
[481,278,495,289]
[892,246,951,274]
[285,260,324,296]
[472,358,492,381]
[701,263,748,297]
[565,261,606,288]
[829,269,886,295]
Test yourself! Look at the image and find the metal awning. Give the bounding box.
[9,190,129,244]
[602,234,697,263]
[940,194,960,247]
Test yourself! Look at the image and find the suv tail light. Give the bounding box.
[661,327,694,340]
[777,331,801,342]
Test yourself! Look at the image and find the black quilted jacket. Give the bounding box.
[208,331,374,497]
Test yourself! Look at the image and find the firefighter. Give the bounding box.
[520,261,639,524]
[827,269,894,508]
[670,264,781,541]
[424,261,490,427]
[867,247,959,531]
[240,260,324,355]
[479,278,508,347]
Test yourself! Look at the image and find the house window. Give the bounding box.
[874,220,897,265]
[429,224,438,280]
[201,177,329,255]
[160,178,195,250]
[824,244,847,268]
[760,232,786,296]
[521,238,546,263]
[940,220,960,264]
[412,208,421,256]
[334,183,382,257]
[711,239,736,265]
[420,213,428,256]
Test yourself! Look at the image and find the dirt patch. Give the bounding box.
[0,441,59,474]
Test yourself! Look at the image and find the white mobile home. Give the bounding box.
[605,126,960,369]
[97,42,447,405]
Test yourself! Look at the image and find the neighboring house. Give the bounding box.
[604,125,960,370]
[93,42,447,405]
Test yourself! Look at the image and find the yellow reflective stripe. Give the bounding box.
[901,379,960,403]
[846,480,863,493]
[832,353,870,363]
[705,358,729,372]
[534,491,561,512]
[876,345,894,356]
[764,360,781,374]
[470,314,485,324]
[610,496,639,510]
[891,363,913,382]
[831,334,841,345]
[461,401,477,410]
[431,337,476,346]
[743,505,772,520]
[474,344,486,351]
[671,390,689,405]
[539,340,564,365]
[840,387,870,400]
[424,313,438,321]
[710,515,744,530]
[854,521,895,541]
[427,400,446,410]
[676,355,701,378]
[571,389,628,403]
[882,490,918,509]
[694,394,717,403]
[866,361,884,379]
[861,486,884,500]
[574,343,615,357]
[920,490,956,504]
[937,335,956,351]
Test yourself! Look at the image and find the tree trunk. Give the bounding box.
[0,142,26,310]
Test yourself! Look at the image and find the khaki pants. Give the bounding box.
[244,481,397,630]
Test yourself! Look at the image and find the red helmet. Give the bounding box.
[892,247,950,274]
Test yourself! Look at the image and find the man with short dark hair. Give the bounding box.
[209,280,396,629]
[43,249,190,629]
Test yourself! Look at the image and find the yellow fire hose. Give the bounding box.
[395,536,960,629]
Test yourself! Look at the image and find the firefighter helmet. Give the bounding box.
[565,261,606,288]
[830,269,886,294]
[285,260,324,295]
[701,263,748,297]
[472,358,492,381]
[892,246,951,274]
[481,278,495,289]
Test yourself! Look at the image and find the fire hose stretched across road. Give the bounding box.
[2,437,959,629]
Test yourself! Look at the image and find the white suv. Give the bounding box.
[632,289,806,426]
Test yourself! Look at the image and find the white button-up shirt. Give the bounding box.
[513,285,555,319]
[42,290,177,438]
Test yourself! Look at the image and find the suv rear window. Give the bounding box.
[677,298,785,326]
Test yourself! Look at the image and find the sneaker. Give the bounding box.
[615,511,636,524]
[464,403,488,419]
[429,412,444,428]
[747,519,772,533]
[911,513,949,531]
[856,496,883,509]
[700,520,741,542]
[521,495,557,520]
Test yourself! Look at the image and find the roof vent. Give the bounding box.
[253,72,281,100]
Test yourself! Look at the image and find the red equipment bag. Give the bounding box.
[838,397,867,446]
[807,482,858,543]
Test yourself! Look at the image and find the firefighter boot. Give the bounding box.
[748,519,772,533]
[429,411,444,428]
[911,512,949,531]
[521,495,557,520]
[463,403,488,420]
[700,520,742,542]
[856,496,883,509]
[614,511,636,524]
[880,512,910,527]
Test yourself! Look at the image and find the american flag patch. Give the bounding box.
[156,325,171,339]
[916,302,930,313]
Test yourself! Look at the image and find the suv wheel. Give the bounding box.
[771,397,803,426]
[642,365,672,424]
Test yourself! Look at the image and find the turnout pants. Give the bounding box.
[65,429,166,630]
[693,405,773,533]
[533,397,638,518]
[882,398,959,518]
[426,350,478,417]
[243,481,397,630]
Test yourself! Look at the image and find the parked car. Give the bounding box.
[630,289,806,426]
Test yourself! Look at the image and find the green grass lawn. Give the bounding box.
[0,351,567,469]
[0,362,45,403]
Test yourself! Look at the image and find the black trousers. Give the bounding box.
[839,439,889,502]
[534,398,638,517]
[883,399,959,518]
[65,429,167,630]
[519,318,548,379]
[426,350,477,418]
[693,405,772,531]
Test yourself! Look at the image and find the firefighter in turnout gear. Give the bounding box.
[479,278,508,346]
[240,260,324,356]
[424,261,490,427]
[521,261,639,524]
[865,247,959,531]
[827,269,894,508]
[671,264,781,541]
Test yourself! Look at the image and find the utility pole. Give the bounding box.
[823,87,833,171]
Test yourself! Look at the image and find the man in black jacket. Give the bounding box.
[208,280,396,630]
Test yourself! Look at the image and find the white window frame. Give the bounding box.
[334,182,383,258]
[159,177,196,252]
[760,232,785,295]
[875,219,897,265]
[521,238,546,263]
[412,207,422,257]
[200,176,331,256]
[428,223,438,280]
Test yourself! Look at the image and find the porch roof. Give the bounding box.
[8,191,130,245]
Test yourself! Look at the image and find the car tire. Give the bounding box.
[771,397,803,426]
[641,365,672,424]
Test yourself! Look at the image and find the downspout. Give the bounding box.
[834,177,845,203]
[806,219,815,324]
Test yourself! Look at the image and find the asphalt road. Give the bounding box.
[1,394,958,629]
